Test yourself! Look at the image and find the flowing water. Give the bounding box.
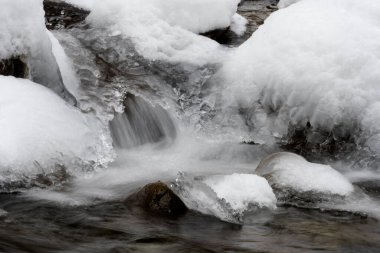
[1,1,380,252]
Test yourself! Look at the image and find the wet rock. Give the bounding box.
[282,122,357,159]
[43,0,90,30]
[0,56,29,78]
[126,181,188,216]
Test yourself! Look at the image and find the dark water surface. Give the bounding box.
[0,192,379,253]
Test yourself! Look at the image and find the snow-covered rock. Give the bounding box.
[0,0,74,102]
[203,173,277,211]
[0,76,102,175]
[218,0,380,148]
[87,0,239,64]
[255,152,354,196]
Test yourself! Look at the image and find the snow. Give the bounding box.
[277,0,302,8]
[203,173,277,210]
[230,14,247,36]
[61,0,96,10]
[0,0,45,60]
[87,0,239,64]
[0,0,74,102]
[0,76,101,172]
[255,153,354,196]
[219,0,380,147]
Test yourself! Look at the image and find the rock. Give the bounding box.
[43,0,90,30]
[255,152,355,202]
[126,181,188,216]
[0,56,29,78]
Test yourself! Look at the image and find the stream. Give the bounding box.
[1,0,380,252]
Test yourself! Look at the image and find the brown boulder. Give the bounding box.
[126,181,187,216]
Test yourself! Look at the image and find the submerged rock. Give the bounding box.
[0,55,29,78]
[126,181,188,216]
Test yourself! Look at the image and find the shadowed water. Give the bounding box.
[0,193,379,253]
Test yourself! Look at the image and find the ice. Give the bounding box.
[0,76,105,177]
[48,31,80,98]
[0,0,74,102]
[87,0,239,64]
[255,153,354,196]
[203,173,277,211]
[218,0,380,148]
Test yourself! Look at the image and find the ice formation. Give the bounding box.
[218,0,380,149]
[203,173,277,210]
[255,153,354,196]
[48,31,80,97]
[0,76,102,174]
[0,0,74,102]
[87,0,239,64]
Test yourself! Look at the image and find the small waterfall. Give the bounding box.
[109,93,177,149]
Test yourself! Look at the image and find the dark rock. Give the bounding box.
[0,56,29,78]
[126,181,188,216]
[43,0,90,30]
[281,122,357,159]
[200,28,235,45]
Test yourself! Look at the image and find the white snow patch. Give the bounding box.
[0,0,46,59]
[255,153,354,196]
[219,0,380,146]
[230,14,247,36]
[277,0,302,8]
[204,173,277,210]
[88,0,239,64]
[0,76,102,172]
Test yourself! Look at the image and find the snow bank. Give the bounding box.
[0,76,101,173]
[219,0,380,148]
[0,0,74,102]
[88,0,239,64]
[203,173,277,210]
[277,0,302,8]
[255,153,354,196]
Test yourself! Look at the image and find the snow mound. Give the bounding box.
[88,0,239,64]
[203,173,277,210]
[0,0,74,102]
[0,76,103,174]
[218,0,380,149]
[255,153,354,196]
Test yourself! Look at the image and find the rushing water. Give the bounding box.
[1,0,380,252]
